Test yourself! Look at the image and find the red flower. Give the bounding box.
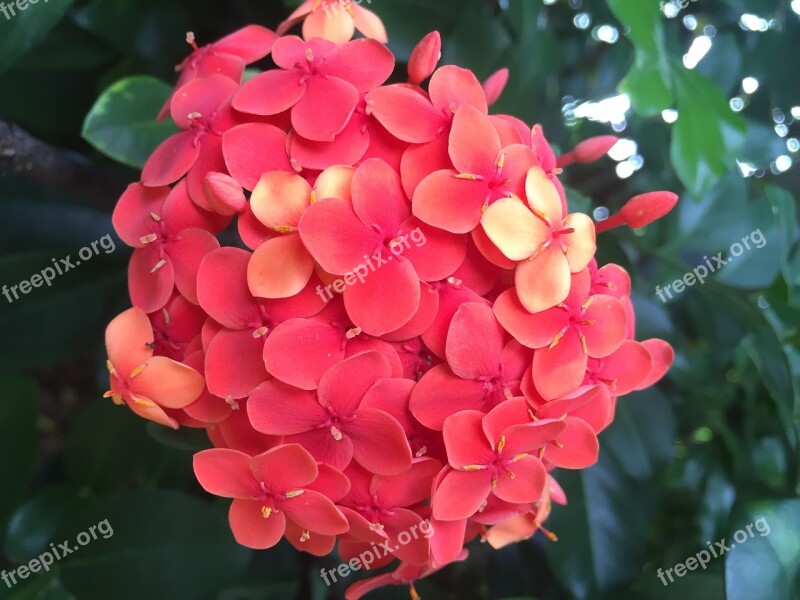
[159,26,278,120]
[411,302,529,430]
[143,75,243,210]
[196,247,323,399]
[193,444,349,549]
[494,269,628,399]
[247,352,412,474]
[233,36,394,142]
[299,158,466,335]
[412,105,537,234]
[112,181,223,312]
[432,399,566,521]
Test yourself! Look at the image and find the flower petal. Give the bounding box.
[248,235,315,299]
[229,498,286,549]
[193,448,259,498]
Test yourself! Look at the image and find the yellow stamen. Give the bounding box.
[130,363,147,378]
[368,522,384,532]
[503,387,514,401]
[527,409,539,422]
[410,584,421,600]
[290,158,302,172]
[455,173,479,180]
[549,331,564,349]
[253,326,269,338]
[300,530,311,542]
[540,526,558,541]
[305,48,314,62]
[491,477,497,490]
[187,111,202,120]
[273,226,295,234]
[330,425,343,441]
[106,360,115,374]
[553,440,565,449]
[415,445,428,458]
[139,233,157,244]
[162,307,170,324]
[497,435,506,453]
[150,259,167,273]
[446,276,463,286]
[462,464,486,471]
[309,189,317,204]
[103,390,114,398]
[150,212,161,222]
[133,397,156,408]
[505,469,515,479]
[510,453,527,462]
[285,489,305,498]
[580,334,588,354]
[496,153,506,169]
[345,327,362,339]
[262,506,273,519]
[186,31,196,45]
[581,297,594,311]
[225,396,240,411]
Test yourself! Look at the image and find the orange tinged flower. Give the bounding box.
[104,307,205,429]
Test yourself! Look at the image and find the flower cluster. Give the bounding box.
[104,6,676,599]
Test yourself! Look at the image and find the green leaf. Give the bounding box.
[58,489,251,600]
[0,375,38,530]
[0,252,125,370]
[765,185,800,307]
[64,401,193,494]
[546,389,675,598]
[81,76,178,168]
[607,0,673,115]
[670,66,747,196]
[4,485,90,563]
[0,0,75,73]
[725,499,800,600]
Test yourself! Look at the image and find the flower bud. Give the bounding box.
[203,172,247,216]
[482,68,509,106]
[408,31,441,86]
[620,191,678,228]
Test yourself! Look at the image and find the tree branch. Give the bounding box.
[0,119,127,208]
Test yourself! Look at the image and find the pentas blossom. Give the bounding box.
[105,13,678,598]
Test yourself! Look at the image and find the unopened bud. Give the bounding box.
[482,68,509,106]
[203,172,247,216]
[557,135,619,167]
[620,191,679,228]
[408,31,441,85]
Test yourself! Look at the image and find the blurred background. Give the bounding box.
[0,0,798,598]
